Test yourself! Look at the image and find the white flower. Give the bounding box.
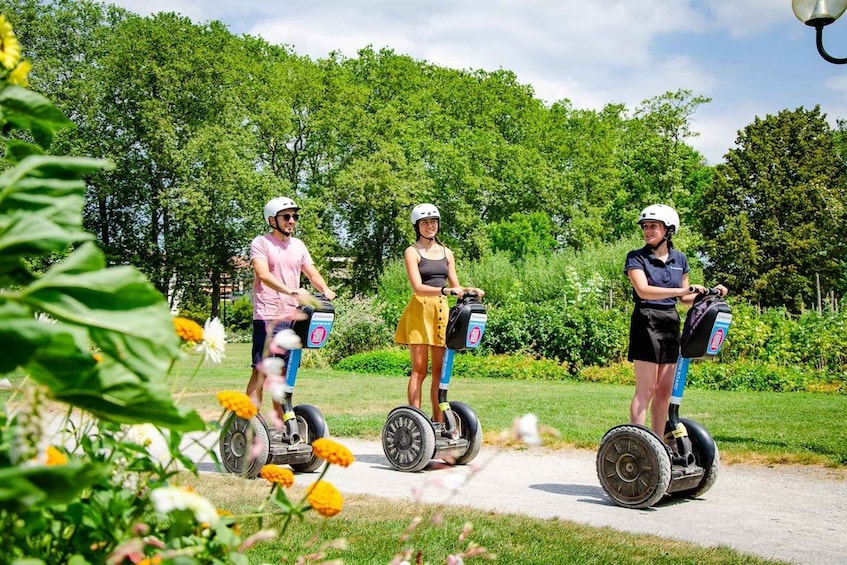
[124,423,168,465]
[151,485,219,526]
[514,413,541,445]
[261,357,284,378]
[269,382,289,403]
[196,317,226,364]
[273,328,302,350]
[125,423,160,447]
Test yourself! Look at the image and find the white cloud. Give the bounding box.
[703,0,796,38]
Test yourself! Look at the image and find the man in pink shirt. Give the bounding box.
[246,196,336,419]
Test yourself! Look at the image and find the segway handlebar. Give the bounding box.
[455,290,483,304]
[689,286,722,297]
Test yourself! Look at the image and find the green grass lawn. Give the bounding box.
[181,474,790,565]
[5,342,817,564]
[175,343,847,468]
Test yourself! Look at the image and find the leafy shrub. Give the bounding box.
[177,295,213,325]
[578,362,635,385]
[322,294,394,366]
[225,294,254,332]
[375,260,411,330]
[462,251,523,307]
[688,360,810,392]
[335,349,569,381]
[787,309,847,371]
[334,349,410,375]
[482,301,628,373]
[452,352,569,381]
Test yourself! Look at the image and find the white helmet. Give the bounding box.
[410,203,440,225]
[263,197,300,223]
[637,204,680,235]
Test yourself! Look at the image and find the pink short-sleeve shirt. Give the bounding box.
[250,234,314,320]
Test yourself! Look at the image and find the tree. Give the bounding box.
[487,212,556,261]
[606,90,712,242]
[701,106,847,310]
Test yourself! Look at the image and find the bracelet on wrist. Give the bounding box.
[441,287,447,296]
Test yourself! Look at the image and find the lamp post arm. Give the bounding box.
[816,23,847,64]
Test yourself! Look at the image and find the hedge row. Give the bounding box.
[334,350,847,394]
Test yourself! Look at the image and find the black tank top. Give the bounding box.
[415,246,448,288]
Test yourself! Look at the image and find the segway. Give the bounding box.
[382,292,487,472]
[596,287,731,508]
[219,295,334,478]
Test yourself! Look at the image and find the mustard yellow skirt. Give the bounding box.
[394,294,448,347]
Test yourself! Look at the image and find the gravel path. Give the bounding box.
[204,437,847,565]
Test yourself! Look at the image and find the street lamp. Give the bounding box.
[793,0,847,64]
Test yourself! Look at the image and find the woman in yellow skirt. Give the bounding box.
[395,203,484,426]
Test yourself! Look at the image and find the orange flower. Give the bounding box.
[200,509,241,535]
[216,391,258,420]
[46,445,67,466]
[173,317,203,343]
[306,481,343,517]
[138,557,163,565]
[311,437,354,467]
[217,509,241,535]
[259,464,295,487]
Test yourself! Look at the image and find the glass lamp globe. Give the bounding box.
[792,0,847,26]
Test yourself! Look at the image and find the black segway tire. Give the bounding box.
[596,424,671,509]
[382,406,437,472]
[289,404,329,473]
[669,418,720,499]
[448,401,482,465]
[219,412,271,479]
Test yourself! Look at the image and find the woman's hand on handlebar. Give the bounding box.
[688,284,728,297]
[688,284,708,296]
[465,287,484,298]
[454,287,484,299]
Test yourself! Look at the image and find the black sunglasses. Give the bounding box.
[277,213,300,222]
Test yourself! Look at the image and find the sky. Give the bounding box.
[103,0,847,165]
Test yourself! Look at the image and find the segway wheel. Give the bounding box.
[670,418,721,499]
[448,401,483,465]
[382,406,437,472]
[289,404,329,473]
[219,412,270,479]
[596,424,671,509]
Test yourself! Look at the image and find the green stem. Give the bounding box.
[173,352,205,401]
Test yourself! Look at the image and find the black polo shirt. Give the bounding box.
[623,245,689,307]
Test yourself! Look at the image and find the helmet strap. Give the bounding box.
[414,220,439,243]
[649,235,672,251]
[269,217,292,237]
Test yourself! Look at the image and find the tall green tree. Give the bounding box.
[606,90,711,242]
[701,106,847,310]
[487,211,556,261]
